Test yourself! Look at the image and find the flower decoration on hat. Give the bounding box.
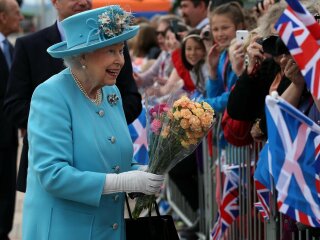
[98,5,134,39]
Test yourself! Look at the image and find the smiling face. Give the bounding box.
[83,43,125,88]
[210,14,236,49]
[184,38,205,66]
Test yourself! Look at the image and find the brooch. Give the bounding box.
[107,93,119,106]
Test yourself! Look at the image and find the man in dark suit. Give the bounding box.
[0,0,23,238]
[4,0,142,193]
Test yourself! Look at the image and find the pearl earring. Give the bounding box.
[82,65,86,69]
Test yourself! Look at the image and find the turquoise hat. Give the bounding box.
[47,5,139,58]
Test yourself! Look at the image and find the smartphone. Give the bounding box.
[236,30,249,44]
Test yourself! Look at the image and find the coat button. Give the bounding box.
[98,110,104,117]
[109,136,116,143]
[112,223,118,230]
[113,194,119,201]
[114,165,120,173]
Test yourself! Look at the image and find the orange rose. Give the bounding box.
[160,126,170,138]
[200,112,214,128]
[202,102,214,114]
[192,108,205,117]
[190,125,202,132]
[187,102,195,110]
[180,118,190,129]
[189,115,201,126]
[173,96,190,108]
[167,110,174,121]
[180,108,192,119]
[188,138,198,145]
[173,110,181,120]
[195,102,202,108]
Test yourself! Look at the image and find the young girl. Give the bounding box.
[147,29,208,97]
[205,2,246,113]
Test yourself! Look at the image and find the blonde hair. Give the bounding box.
[256,1,287,38]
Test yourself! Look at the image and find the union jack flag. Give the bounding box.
[265,94,320,227]
[211,165,239,240]
[254,202,269,221]
[275,0,320,99]
[254,144,273,221]
[128,107,149,165]
[254,180,271,221]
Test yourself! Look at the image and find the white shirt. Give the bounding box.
[0,32,6,52]
[196,18,209,30]
[56,20,66,41]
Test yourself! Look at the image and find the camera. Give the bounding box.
[202,30,210,40]
[260,35,290,57]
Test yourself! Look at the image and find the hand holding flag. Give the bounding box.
[275,0,320,99]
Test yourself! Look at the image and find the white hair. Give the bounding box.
[63,55,82,69]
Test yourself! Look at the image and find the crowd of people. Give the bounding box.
[1,0,320,239]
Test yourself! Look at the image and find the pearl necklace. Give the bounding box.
[71,70,102,105]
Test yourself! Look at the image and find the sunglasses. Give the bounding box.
[156,31,166,37]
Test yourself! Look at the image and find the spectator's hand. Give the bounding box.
[167,31,180,52]
[280,55,305,87]
[153,77,167,86]
[246,36,265,75]
[229,41,245,77]
[254,0,276,16]
[250,121,266,142]
[104,171,164,195]
[207,43,220,79]
[145,87,160,97]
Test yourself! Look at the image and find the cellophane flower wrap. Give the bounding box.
[132,95,216,218]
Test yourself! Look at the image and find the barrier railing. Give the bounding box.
[165,111,320,239]
[203,114,271,240]
[200,113,320,240]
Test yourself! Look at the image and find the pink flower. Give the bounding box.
[151,119,162,133]
[149,103,168,116]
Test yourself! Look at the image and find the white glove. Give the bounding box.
[103,171,164,195]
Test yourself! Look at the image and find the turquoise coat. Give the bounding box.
[23,68,137,240]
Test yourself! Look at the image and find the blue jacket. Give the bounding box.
[205,50,237,113]
[23,68,137,240]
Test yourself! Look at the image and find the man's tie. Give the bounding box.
[2,38,12,68]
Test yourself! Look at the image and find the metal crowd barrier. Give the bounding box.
[165,110,320,239]
[199,114,320,240]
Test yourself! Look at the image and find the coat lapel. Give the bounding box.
[44,23,65,72]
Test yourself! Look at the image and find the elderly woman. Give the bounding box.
[22,5,164,240]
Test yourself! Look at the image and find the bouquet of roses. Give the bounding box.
[132,95,215,218]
